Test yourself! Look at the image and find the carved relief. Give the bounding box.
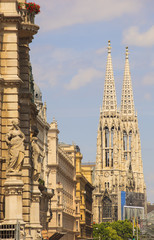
[6,121,25,173]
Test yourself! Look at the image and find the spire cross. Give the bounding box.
[126,46,129,59]
[107,40,111,53]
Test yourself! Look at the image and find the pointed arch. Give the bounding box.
[123,130,127,151]
[129,130,132,151]
[104,126,109,148]
[111,126,114,147]
[102,190,112,218]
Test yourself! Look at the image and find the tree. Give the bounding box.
[93,220,137,240]
[111,220,133,240]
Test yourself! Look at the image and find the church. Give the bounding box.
[93,41,147,223]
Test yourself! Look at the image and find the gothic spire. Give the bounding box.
[102,40,117,114]
[121,47,135,116]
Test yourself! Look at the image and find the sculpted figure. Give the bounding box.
[6,121,25,173]
[126,162,135,191]
[31,136,42,181]
[31,127,42,181]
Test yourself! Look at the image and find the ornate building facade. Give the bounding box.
[76,150,94,239]
[93,41,146,223]
[0,1,54,239]
[47,124,80,240]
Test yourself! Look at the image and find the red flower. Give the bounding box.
[18,2,40,14]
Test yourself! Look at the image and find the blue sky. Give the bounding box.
[30,0,154,203]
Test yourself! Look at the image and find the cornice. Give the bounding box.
[2,77,23,86]
[0,15,21,23]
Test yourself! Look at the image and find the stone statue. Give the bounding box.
[31,126,43,181]
[6,121,25,173]
[31,136,42,181]
[126,162,135,191]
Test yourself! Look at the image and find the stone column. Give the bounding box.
[30,182,42,240]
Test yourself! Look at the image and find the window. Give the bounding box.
[105,182,109,189]
[123,131,127,150]
[102,196,112,218]
[105,150,109,167]
[129,131,132,150]
[76,221,78,231]
[105,127,109,147]
[111,127,114,147]
[58,214,61,226]
[111,150,113,167]
[124,152,127,160]
[57,195,60,205]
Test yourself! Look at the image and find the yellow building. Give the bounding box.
[76,150,94,239]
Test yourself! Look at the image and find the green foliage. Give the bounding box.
[93,220,139,240]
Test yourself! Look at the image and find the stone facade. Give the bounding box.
[93,41,146,223]
[76,151,94,239]
[0,1,54,239]
[47,122,80,240]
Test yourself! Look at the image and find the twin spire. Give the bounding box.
[102,40,117,113]
[102,41,135,116]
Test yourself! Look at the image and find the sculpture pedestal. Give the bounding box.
[0,172,26,239]
[4,172,24,224]
[30,181,42,240]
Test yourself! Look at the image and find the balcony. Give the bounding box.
[18,5,39,38]
[19,8,35,24]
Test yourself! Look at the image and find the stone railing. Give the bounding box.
[18,9,35,24]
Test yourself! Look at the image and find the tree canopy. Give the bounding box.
[93,220,138,240]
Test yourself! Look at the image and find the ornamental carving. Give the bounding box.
[104,172,109,177]
[6,121,25,173]
[31,126,43,181]
[5,187,23,196]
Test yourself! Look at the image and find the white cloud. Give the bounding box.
[123,26,154,47]
[144,93,152,101]
[96,47,106,55]
[142,73,154,85]
[65,68,103,90]
[35,0,143,32]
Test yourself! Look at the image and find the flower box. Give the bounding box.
[18,2,40,14]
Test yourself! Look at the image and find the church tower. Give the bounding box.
[93,42,146,223]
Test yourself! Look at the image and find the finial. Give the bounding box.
[125,46,129,59]
[107,40,111,53]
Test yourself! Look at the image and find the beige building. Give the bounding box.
[47,121,80,240]
[93,41,146,223]
[76,151,94,239]
[0,1,53,239]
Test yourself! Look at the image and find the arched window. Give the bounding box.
[129,130,132,150]
[123,131,127,150]
[111,150,113,167]
[105,150,109,167]
[105,127,109,147]
[102,195,112,218]
[111,127,114,147]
